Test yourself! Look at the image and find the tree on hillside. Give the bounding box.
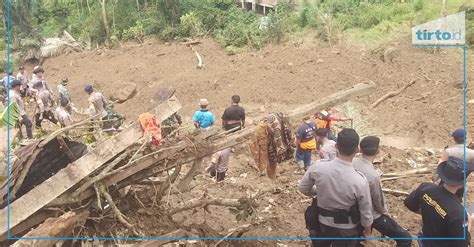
[98,0,111,46]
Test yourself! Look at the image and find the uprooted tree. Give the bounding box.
[0,83,375,245]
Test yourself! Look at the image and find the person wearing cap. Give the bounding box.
[221,95,245,133]
[84,84,113,131]
[31,66,52,95]
[56,98,73,128]
[353,136,412,247]
[34,80,59,129]
[432,128,474,185]
[16,66,29,96]
[405,156,472,247]
[9,79,32,139]
[193,99,214,130]
[299,128,373,247]
[57,77,73,113]
[314,110,352,141]
[316,128,337,161]
[295,116,317,170]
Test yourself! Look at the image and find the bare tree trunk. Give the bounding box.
[136,0,140,12]
[99,0,111,46]
[86,0,91,15]
[75,0,80,17]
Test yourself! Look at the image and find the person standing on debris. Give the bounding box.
[432,128,474,199]
[84,84,113,131]
[1,70,15,91]
[9,79,33,139]
[193,99,214,130]
[299,128,373,247]
[31,66,52,95]
[316,128,337,160]
[56,98,73,128]
[295,116,317,170]
[34,80,59,129]
[207,148,231,182]
[314,110,352,141]
[221,95,245,132]
[16,66,29,97]
[353,136,412,247]
[57,77,73,113]
[405,156,472,247]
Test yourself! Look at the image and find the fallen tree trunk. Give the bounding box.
[49,83,376,207]
[13,210,89,247]
[0,96,182,238]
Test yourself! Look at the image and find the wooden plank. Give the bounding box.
[0,96,182,238]
[50,83,375,206]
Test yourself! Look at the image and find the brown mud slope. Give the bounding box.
[42,38,468,148]
[36,38,472,246]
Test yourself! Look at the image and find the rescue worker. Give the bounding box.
[56,98,73,128]
[31,66,52,95]
[299,128,373,247]
[432,128,474,199]
[314,110,352,141]
[316,128,337,160]
[57,77,73,113]
[193,98,214,130]
[1,70,15,92]
[221,95,245,132]
[106,100,124,130]
[206,148,231,182]
[353,136,412,246]
[16,66,29,97]
[9,79,32,139]
[405,156,472,247]
[34,80,59,129]
[84,84,113,131]
[295,116,317,170]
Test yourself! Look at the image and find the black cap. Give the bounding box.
[360,136,380,155]
[10,79,21,88]
[437,156,474,187]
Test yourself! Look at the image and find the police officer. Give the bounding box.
[298,128,373,247]
[353,136,412,246]
[405,156,472,247]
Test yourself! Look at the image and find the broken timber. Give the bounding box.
[49,83,376,207]
[0,95,181,239]
[1,83,374,239]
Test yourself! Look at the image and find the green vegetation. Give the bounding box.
[0,0,472,55]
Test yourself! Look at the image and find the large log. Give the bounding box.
[12,210,89,247]
[0,96,182,238]
[51,83,375,206]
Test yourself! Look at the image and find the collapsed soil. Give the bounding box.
[26,36,473,245]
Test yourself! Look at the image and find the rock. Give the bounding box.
[108,82,137,104]
[268,198,275,204]
[288,62,293,66]
[240,173,248,178]
[317,59,324,63]
[407,159,417,168]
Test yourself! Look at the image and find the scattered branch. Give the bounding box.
[370,79,416,108]
[98,183,141,237]
[382,188,409,196]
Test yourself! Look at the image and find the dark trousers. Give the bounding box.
[35,110,58,129]
[296,147,312,170]
[373,215,412,247]
[310,223,363,247]
[18,114,33,139]
[210,169,226,181]
[101,115,113,130]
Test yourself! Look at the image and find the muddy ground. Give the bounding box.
[24,36,472,246]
